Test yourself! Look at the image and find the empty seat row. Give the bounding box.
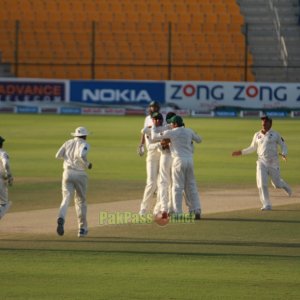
[17,64,254,81]
[0,0,254,81]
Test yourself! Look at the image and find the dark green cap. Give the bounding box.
[151,112,163,120]
[149,101,160,107]
[166,112,176,124]
[261,115,272,122]
[169,115,184,126]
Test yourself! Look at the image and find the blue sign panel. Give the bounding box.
[215,111,238,117]
[17,106,39,114]
[264,111,288,117]
[60,107,82,115]
[70,80,165,106]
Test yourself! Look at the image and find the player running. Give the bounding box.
[0,136,13,220]
[55,127,92,237]
[232,115,292,210]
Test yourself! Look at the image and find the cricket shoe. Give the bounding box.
[261,205,272,211]
[194,212,201,220]
[189,209,201,220]
[78,228,88,238]
[194,209,202,220]
[167,210,175,217]
[139,209,146,216]
[0,201,12,219]
[56,217,65,236]
[283,185,292,197]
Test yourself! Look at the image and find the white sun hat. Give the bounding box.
[71,127,89,137]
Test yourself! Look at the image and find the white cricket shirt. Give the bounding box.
[56,137,90,171]
[0,149,11,177]
[242,129,287,166]
[152,126,202,158]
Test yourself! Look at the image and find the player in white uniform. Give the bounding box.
[162,112,195,216]
[55,127,92,237]
[152,115,202,218]
[163,112,176,214]
[0,136,13,220]
[142,112,172,218]
[139,111,162,215]
[138,101,162,216]
[232,116,292,210]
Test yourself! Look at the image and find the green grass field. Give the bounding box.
[0,114,300,299]
[2,114,299,211]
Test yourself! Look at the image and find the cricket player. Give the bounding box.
[139,112,162,216]
[144,112,172,218]
[162,112,176,214]
[137,101,161,216]
[232,116,292,210]
[160,115,202,219]
[151,115,202,218]
[55,127,92,237]
[0,136,13,220]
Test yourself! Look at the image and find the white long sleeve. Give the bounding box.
[241,133,258,155]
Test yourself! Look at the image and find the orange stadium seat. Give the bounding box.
[0,0,254,81]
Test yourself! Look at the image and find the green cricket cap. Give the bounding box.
[169,115,184,126]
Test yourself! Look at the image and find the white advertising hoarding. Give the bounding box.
[166,81,300,111]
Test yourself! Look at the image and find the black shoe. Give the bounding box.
[57,217,65,236]
[195,213,201,220]
[78,228,88,238]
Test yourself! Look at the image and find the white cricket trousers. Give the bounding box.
[58,169,88,231]
[172,156,201,214]
[153,152,172,214]
[0,178,8,205]
[154,154,193,214]
[256,161,291,208]
[140,151,160,213]
[0,178,11,219]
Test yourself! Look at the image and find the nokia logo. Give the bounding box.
[82,89,152,102]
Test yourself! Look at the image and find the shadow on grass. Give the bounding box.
[80,237,300,249]
[0,244,300,259]
[1,237,300,252]
[273,209,300,212]
[203,217,300,224]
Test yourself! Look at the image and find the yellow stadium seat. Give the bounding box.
[0,0,254,81]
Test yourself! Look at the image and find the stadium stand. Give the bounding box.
[238,0,300,82]
[0,0,254,81]
[0,52,13,77]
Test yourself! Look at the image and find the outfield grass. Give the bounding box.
[1,114,299,211]
[1,203,300,299]
[1,249,299,300]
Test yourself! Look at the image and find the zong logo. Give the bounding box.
[170,84,300,102]
[234,85,288,101]
[170,84,224,100]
